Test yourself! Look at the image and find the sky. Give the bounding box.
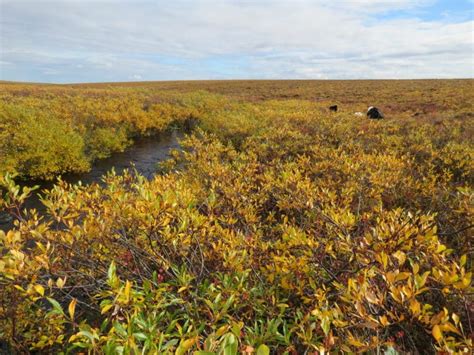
[0,0,473,83]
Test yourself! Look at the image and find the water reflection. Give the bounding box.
[1,130,182,230]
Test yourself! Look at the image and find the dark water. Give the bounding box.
[0,130,182,230]
[56,130,181,185]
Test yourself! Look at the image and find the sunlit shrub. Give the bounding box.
[0,105,88,179]
[0,80,472,353]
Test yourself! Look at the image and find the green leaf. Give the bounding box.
[223,344,238,355]
[163,338,179,350]
[78,330,98,342]
[256,344,270,355]
[108,261,116,281]
[223,334,238,355]
[384,346,399,355]
[113,321,127,337]
[107,261,119,288]
[321,318,330,335]
[134,332,148,341]
[46,297,64,316]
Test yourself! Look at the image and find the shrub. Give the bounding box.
[0,80,472,353]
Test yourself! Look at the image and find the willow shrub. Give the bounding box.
[0,86,227,179]
[1,98,472,354]
[0,82,472,353]
[0,104,89,180]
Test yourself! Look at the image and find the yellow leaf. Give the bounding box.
[348,336,365,347]
[124,280,132,302]
[412,263,419,275]
[281,277,292,290]
[409,298,421,316]
[401,285,412,298]
[56,277,66,289]
[440,322,461,336]
[176,337,196,355]
[378,252,388,270]
[385,271,396,284]
[432,325,443,343]
[461,273,471,288]
[365,290,378,304]
[68,298,77,320]
[395,272,411,282]
[101,304,114,314]
[355,302,366,316]
[216,325,229,337]
[393,251,406,265]
[379,315,389,326]
[34,284,45,296]
[389,286,403,303]
[14,285,25,292]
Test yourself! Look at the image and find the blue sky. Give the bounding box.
[378,0,473,20]
[0,0,473,82]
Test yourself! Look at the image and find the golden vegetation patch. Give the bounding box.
[0,80,473,353]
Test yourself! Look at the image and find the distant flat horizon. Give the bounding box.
[2,78,474,86]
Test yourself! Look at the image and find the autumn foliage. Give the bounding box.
[0,80,473,353]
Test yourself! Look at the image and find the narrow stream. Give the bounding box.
[0,129,182,230]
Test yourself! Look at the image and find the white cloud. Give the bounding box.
[0,0,472,81]
[326,0,435,12]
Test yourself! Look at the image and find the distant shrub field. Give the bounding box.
[0,80,473,353]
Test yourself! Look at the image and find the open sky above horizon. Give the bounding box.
[1,0,473,83]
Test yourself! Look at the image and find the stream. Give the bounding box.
[0,129,182,230]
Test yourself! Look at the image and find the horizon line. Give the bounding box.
[1,77,474,85]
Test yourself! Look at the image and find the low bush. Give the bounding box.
[0,80,472,353]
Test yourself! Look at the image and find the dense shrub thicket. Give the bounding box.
[0,85,224,179]
[0,81,473,353]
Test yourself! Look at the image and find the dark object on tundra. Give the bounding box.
[367,106,384,119]
[329,105,338,112]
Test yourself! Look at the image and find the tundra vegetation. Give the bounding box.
[0,80,473,354]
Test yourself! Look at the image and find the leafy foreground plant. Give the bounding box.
[1,123,472,353]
